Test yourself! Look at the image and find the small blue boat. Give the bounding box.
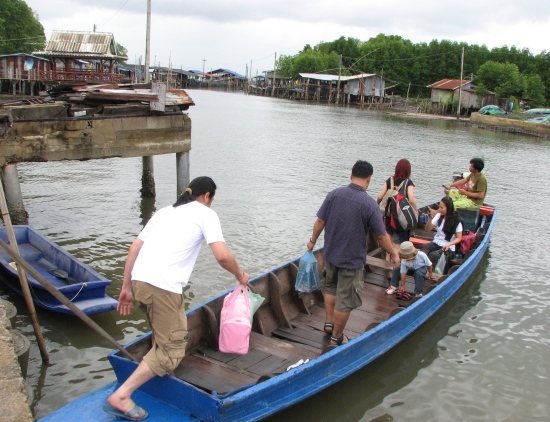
[0,225,117,315]
[41,204,496,421]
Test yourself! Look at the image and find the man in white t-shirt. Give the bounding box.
[104,176,249,421]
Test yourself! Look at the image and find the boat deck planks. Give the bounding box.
[174,355,258,394]
[147,252,443,397]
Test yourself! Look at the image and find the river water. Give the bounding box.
[2,89,549,421]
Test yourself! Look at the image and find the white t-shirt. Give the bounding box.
[132,201,225,293]
[431,213,463,251]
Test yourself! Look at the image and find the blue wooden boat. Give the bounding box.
[0,225,117,315]
[40,204,496,421]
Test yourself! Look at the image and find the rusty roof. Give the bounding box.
[427,79,471,90]
[33,31,127,61]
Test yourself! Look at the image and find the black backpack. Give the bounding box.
[385,179,418,231]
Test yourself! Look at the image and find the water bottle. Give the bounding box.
[419,214,428,224]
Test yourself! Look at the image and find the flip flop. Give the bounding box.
[103,404,148,421]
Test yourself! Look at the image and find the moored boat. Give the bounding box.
[40,202,496,421]
[0,225,117,315]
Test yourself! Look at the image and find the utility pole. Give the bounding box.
[142,0,155,197]
[93,24,96,33]
[202,57,206,84]
[272,52,276,97]
[457,46,464,119]
[144,0,151,83]
[336,54,342,104]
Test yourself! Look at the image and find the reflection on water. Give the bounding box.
[3,89,549,420]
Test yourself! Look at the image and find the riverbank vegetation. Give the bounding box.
[277,35,548,106]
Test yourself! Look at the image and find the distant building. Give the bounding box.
[427,79,495,112]
[263,70,292,87]
[33,30,126,72]
[295,72,386,103]
[0,53,51,95]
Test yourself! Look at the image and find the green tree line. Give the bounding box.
[278,34,548,106]
[0,0,45,54]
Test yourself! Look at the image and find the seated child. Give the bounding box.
[385,241,433,300]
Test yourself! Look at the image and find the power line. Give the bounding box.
[96,0,130,29]
[0,36,45,43]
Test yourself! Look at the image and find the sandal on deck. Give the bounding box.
[395,290,404,299]
[323,323,334,335]
[399,292,412,301]
[330,334,349,346]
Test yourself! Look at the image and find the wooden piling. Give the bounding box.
[1,164,28,225]
[141,156,155,197]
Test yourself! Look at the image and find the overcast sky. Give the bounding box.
[24,0,549,76]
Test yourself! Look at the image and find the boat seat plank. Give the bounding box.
[224,349,272,370]
[16,243,43,262]
[279,325,330,345]
[250,331,319,360]
[246,355,293,376]
[197,346,273,372]
[272,327,326,349]
[411,228,436,240]
[174,355,258,395]
[196,346,238,364]
[364,268,391,287]
[366,256,394,270]
[293,298,391,335]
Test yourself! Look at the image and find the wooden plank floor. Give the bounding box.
[171,266,439,395]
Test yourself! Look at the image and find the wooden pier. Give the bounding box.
[0,90,192,224]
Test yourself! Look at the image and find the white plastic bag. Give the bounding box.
[435,252,447,275]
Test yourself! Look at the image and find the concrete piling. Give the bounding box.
[176,151,190,198]
[140,156,156,197]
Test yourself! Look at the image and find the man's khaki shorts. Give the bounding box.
[321,261,364,313]
[133,281,188,377]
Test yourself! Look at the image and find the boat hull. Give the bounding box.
[42,205,496,420]
[0,226,117,315]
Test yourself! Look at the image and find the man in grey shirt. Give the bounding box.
[307,160,399,346]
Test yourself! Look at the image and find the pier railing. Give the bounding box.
[0,68,125,83]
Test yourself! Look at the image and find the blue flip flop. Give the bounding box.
[103,404,148,420]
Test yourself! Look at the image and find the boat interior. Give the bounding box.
[123,204,493,396]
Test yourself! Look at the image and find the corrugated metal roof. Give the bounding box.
[299,73,381,82]
[0,53,50,61]
[33,30,126,60]
[299,73,340,81]
[427,79,471,90]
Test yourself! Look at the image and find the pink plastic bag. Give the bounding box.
[219,285,251,355]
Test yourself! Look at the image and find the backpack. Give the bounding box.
[386,179,418,231]
[457,230,476,255]
[379,177,406,217]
